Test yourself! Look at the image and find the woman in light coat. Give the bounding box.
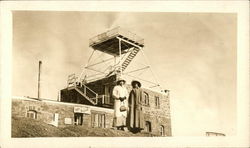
[112,78,129,130]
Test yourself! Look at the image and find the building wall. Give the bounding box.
[87,82,172,136]
[12,97,114,128]
[139,88,171,136]
[12,94,171,136]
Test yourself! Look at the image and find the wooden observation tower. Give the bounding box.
[64,27,162,107]
[88,27,144,76]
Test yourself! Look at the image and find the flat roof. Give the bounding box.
[12,96,114,113]
[89,27,144,56]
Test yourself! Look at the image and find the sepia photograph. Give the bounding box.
[11,11,236,138]
[0,1,249,148]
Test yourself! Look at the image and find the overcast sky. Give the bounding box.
[12,11,236,136]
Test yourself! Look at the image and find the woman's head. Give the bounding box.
[131,80,141,88]
[117,78,126,86]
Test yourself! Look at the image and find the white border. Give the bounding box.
[0,1,249,148]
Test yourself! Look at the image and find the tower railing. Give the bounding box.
[89,27,144,46]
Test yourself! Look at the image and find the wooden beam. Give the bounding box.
[116,36,143,49]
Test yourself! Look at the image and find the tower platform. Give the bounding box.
[89,27,144,56]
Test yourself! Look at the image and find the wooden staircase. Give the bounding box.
[121,47,140,72]
[67,74,98,105]
[74,85,98,105]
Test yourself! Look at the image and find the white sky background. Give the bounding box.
[12,11,236,136]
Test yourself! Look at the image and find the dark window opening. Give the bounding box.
[26,110,37,119]
[145,121,152,132]
[74,113,83,125]
[144,92,149,106]
[103,85,112,105]
[155,96,160,108]
[160,125,165,136]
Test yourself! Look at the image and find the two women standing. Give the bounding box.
[112,78,144,133]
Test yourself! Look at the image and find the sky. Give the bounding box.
[12,11,237,136]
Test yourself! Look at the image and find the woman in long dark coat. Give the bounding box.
[127,80,145,133]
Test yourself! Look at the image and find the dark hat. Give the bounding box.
[117,77,126,84]
[131,80,141,87]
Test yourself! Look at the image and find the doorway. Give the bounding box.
[74,113,83,125]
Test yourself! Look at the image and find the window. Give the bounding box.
[28,106,36,110]
[91,113,105,128]
[26,110,37,119]
[145,121,152,132]
[160,125,165,136]
[155,96,160,108]
[144,92,149,106]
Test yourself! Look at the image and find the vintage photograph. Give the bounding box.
[11,11,237,138]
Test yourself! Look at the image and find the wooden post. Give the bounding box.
[118,38,122,76]
[58,90,61,102]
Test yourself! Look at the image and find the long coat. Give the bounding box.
[127,88,145,129]
[112,85,128,127]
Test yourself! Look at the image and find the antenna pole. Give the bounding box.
[38,60,42,99]
[118,38,122,76]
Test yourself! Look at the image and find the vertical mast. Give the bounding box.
[38,60,42,99]
[118,38,122,76]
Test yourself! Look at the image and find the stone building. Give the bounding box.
[60,74,172,136]
[12,85,171,137]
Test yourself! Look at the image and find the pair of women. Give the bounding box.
[112,78,145,133]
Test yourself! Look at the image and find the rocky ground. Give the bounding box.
[12,116,155,137]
